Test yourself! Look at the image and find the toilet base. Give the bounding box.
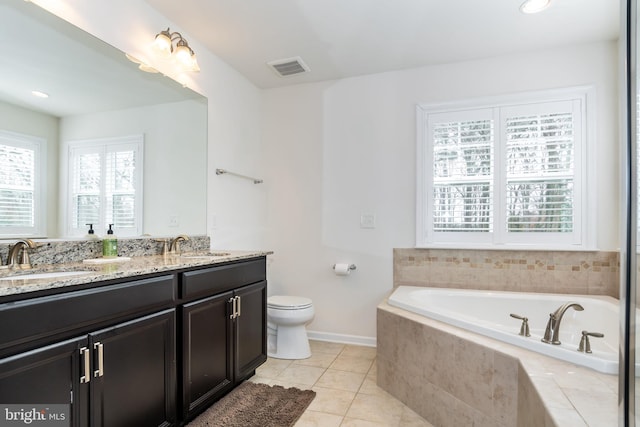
[268,324,311,359]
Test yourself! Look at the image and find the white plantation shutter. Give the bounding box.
[0,131,44,237]
[67,136,143,237]
[503,104,576,234]
[418,90,588,248]
[430,112,494,234]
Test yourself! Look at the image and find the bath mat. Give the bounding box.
[186,381,316,427]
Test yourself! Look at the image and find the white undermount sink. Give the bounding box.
[0,271,94,281]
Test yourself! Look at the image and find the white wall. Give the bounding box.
[34,0,267,250]
[59,99,207,237]
[262,41,619,342]
[0,100,59,237]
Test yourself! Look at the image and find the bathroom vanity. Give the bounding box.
[0,252,268,427]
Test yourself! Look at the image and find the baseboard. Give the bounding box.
[307,330,377,348]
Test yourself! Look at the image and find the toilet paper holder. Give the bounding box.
[332,264,357,271]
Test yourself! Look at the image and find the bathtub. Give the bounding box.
[387,286,619,374]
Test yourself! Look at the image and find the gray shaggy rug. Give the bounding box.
[187,381,316,427]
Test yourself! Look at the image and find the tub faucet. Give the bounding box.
[541,302,584,345]
[7,239,39,269]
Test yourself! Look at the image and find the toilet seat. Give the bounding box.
[268,296,313,310]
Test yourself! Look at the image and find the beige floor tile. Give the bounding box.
[340,345,377,360]
[294,351,339,368]
[330,355,374,374]
[263,342,421,427]
[357,377,385,396]
[345,392,405,425]
[269,377,314,390]
[294,410,343,427]
[315,369,366,392]
[246,375,272,385]
[276,364,326,386]
[256,357,293,378]
[307,386,356,416]
[341,417,393,426]
[366,362,377,380]
[399,406,434,427]
[310,340,346,356]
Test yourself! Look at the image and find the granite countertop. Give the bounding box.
[0,250,272,298]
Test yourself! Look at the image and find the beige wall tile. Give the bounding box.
[393,248,619,297]
[492,351,519,426]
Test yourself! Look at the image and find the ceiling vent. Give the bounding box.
[267,56,310,77]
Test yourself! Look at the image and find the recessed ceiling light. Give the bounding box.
[520,0,551,14]
[31,90,49,98]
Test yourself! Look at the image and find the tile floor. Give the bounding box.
[249,340,434,427]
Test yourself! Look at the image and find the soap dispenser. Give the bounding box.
[102,224,118,258]
[85,223,99,240]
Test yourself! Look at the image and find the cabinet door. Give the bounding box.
[181,291,234,419]
[90,309,176,427]
[234,281,267,381]
[0,336,89,427]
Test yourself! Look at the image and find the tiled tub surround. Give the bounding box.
[394,248,619,298]
[377,301,618,427]
[0,248,271,297]
[388,286,619,374]
[0,235,211,266]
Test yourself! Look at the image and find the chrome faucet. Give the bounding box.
[7,239,39,269]
[541,302,584,345]
[169,235,190,255]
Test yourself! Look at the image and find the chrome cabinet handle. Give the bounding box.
[94,342,104,377]
[80,347,91,383]
[236,296,241,318]
[229,297,236,319]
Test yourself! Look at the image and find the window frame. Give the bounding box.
[0,130,46,238]
[62,135,144,238]
[416,86,595,250]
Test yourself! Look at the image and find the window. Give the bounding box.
[65,135,143,237]
[0,130,45,237]
[417,88,591,249]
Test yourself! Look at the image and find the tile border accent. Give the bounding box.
[394,248,619,298]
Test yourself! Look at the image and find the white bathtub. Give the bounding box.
[388,286,619,374]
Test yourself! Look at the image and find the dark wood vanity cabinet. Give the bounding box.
[89,310,176,427]
[0,256,267,427]
[0,336,89,426]
[180,260,267,421]
[0,275,177,427]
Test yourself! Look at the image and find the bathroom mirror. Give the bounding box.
[0,0,207,238]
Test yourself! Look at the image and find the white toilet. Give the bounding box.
[267,295,314,359]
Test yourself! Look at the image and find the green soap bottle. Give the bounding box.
[102,224,118,258]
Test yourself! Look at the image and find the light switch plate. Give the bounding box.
[360,213,376,229]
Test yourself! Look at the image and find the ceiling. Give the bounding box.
[144,0,620,89]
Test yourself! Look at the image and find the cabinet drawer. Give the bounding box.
[181,258,266,299]
[0,275,175,355]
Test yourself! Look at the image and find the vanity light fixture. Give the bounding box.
[153,28,200,72]
[520,0,551,14]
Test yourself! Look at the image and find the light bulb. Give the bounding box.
[153,32,173,58]
[175,44,192,67]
